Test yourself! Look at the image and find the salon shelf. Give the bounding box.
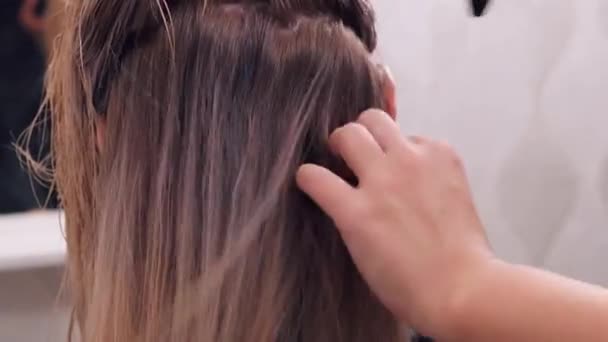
[0,211,65,272]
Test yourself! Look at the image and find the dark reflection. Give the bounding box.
[600,156,608,210]
[0,0,56,213]
[412,334,434,342]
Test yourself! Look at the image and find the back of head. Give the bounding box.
[47,1,401,341]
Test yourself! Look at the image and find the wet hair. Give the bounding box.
[45,0,402,341]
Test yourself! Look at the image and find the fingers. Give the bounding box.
[329,122,383,176]
[356,109,404,151]
[19,0,46,34]
[296,164,359,223]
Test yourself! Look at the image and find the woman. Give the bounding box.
[46,0,405,341]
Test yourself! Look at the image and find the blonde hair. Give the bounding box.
[46,0,401,341]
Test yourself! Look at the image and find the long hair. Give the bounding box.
[46,0,402,341]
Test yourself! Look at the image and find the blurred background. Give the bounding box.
[0,0,67,341]
[1,0,55,214]
[376,0,608,284]
[1,0,608,340]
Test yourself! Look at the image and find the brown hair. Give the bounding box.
[46,0,401,341]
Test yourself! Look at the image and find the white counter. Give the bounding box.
[0,211,66,272]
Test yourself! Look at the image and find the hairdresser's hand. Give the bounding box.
[19,0,46,34]
[296,109,494,337]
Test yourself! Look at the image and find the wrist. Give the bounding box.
[439,256,509,340]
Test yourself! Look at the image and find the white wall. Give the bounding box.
[376,0,608,284]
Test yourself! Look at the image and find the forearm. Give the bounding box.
[446,260,608,342]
